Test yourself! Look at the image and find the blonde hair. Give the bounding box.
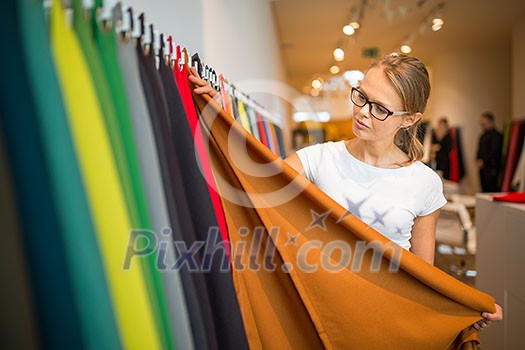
[370,54,430,164]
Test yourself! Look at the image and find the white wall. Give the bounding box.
[425,50,512,194]
[512,17,525,120]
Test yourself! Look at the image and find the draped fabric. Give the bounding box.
[493,191,525,203]
[501,121,525,191]
[256,110,269,149]
[50,0,161,347]
[222,84,285,156]
[498,121,513,188]
[237,98,250,133]
[0,123,41,350]
[170,56,249,349]
[191,84,495,350]
[0,1,84,348]
[449,128,460,183]
[14,0,120,348]
[274,124,287,158]
[158,49,249,349]
[246,103,261,141]
[136,35,218,350]
[113,5,194,346]
[455,128,466,181]
[448,127,465,182]
[173,47,231,258]
[512,139,525,191]
[92,8,174,348]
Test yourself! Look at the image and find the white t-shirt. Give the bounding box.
[296,141,447,250]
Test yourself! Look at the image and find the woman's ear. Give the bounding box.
[401,112,423,128]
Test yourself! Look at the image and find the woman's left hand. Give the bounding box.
[188,66,223,107]
[473,303,503,331]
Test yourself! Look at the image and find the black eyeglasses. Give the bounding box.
[350,87,409,121]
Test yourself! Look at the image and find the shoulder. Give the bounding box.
[410,162,447,215]
[296,141,340,182]
[411,161,442,182]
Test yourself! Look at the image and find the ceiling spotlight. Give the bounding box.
[400,45,412,54]
[432,23,442,31]
[333,48,345,61]
[312,79,322,89]
[343,25,355,36]
[350,21,360,29]
[310,89,320,97]
[330,65,340,75]
[432,17,444,26]
[343,70,365,86]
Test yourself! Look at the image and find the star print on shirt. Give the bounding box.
[393,225,405,236]
[368,207,391,227]
[343,195,370,219]
[306,209,331,231]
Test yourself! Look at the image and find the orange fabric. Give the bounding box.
[191,86,496,350]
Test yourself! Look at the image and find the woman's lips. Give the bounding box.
[354,118,370,129]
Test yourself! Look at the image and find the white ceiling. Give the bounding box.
[272,0,525,91]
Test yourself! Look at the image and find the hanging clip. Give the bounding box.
[191,52,203,78]
[143,21,151,46]
[140,19,150,54]
[100,0,114,22]
[82,0,94,10]
[119,5,130,33]
[149,24,155,49]
[210,68,219,91]
[181,47,190,70]
[154,29,161,54]
[153,29,161,68]
[166,36,175,66]
[138,13,145,42]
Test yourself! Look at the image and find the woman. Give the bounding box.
[189,53,502,331]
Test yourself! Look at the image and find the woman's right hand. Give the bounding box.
[473,303,503,331]
[188,66,222,107]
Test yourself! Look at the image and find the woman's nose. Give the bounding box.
[357,103,371,118]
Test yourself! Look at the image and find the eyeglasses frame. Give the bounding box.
[350,87,410,121]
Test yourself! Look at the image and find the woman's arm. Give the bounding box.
[409,209,440,265]
[411,209,504,329]
[284,153,306,177]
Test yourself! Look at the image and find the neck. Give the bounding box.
[351,138,402,166]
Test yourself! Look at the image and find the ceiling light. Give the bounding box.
[343,70,365,86]
[343,25,355,36]
[432,17,444,26]
[350,21,360,29]
[310,89,320,97]
[330,65,340,75]
[400,45,412,54]
[333,48,345,61]
[312,79,322,89]
[432,23,443,32]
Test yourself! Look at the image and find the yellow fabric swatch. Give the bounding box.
[237,98,251,133]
